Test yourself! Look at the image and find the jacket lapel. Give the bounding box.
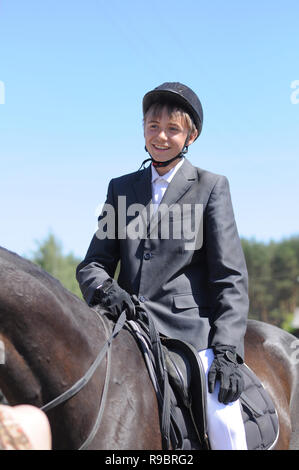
[132,165,152,207]
[131,159,198,237]
[148,158,198,236]
[160,158,197,208]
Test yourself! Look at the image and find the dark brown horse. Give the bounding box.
[0,246,299,450]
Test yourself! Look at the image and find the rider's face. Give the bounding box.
[144,106,196,169]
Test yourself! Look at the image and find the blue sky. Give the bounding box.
[0,0,298,259]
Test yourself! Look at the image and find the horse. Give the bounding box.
[0,245,299,450]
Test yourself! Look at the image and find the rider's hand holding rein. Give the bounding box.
[91,278,136,320]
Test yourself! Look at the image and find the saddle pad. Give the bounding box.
[239,364,279,450]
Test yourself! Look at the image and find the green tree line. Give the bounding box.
[242,236,299,331]
[29,233,299,332]
[29,233,84,300]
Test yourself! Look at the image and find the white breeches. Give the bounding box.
[197,348,248,450]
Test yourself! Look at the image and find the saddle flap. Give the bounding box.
[239,364,279,450]
[163,346,191,408]
[161,337,208,446]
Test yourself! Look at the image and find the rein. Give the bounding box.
[40,309,127,450]
[40,305,174,450]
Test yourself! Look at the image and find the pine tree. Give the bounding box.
[29,233,83,299]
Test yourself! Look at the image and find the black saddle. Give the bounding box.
[128,319,279,450]
[161,337,279,450]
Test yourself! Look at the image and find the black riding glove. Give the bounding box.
[92,278,136,320]
[208,345,244,405]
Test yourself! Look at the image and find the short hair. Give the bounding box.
[143,101,198,138]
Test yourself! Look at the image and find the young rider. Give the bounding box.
[77,82,249,449]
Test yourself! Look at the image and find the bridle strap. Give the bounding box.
[78,311,112,450]
[40,310,127,448]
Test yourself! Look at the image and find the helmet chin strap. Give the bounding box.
[139,138,189,171]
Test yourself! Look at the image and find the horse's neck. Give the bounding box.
[0,264,105,407]
[0,250,121,448]
[0,334,43,405]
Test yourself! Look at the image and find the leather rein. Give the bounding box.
[40,310,127,450]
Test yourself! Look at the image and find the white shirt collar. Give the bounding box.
[151,157,185,184]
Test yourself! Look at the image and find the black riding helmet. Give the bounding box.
[143,82,203,138]
[141,82,203,168]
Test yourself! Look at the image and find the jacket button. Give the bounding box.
[143,252,152,260]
